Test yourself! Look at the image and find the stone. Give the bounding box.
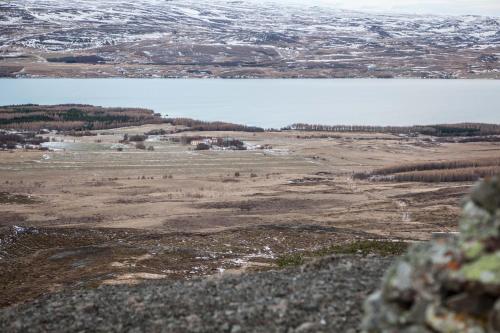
[470,177,500,214]
[294,322,316,332]
[459,252,500,288]
[230,324,242,333]
[462,241,485,260]
[489,300,500,332]
[425,304,486,333]
[459,201,499,242]
[445,292,496,317]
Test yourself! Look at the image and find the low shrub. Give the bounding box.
[195,143,210,150]
[129,135,147,142]
[145,129,168,135]
[317,240,409,257]
[276,253,305,268]
[275,241,409,268]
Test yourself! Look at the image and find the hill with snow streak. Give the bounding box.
[0,0,499,78]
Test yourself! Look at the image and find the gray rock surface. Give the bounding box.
[363,176,500,333]
[0,255,392,333]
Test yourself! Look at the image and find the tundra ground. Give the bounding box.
[1,125,498,306]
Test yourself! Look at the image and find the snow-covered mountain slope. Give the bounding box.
[0,0,499,78]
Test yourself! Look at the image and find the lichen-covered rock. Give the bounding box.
[470,177,500,214]
[363,176,500,333]
[459,252,500,286]
[490,300,500,331]
[459,201,500,243]
[425,304,486,333]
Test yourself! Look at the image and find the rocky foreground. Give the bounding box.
[0,255,392,333]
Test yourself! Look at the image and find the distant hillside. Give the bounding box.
[1,0,498,78]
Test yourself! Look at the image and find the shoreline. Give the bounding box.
[3,76,500,80]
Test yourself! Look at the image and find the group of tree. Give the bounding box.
[0,104,164,131]
[165,118,264,132]
[355,158,500,178]
[386,167,500,183]
[354,157,500,183]
[283,123,500,137]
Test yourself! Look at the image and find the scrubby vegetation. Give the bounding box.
[0,192,38,204]
[276,253,305,268]
[276,240,409,268]
[355,157,500,182]
[59,130,97,137]
[195,143,210,151]
[317,240,409,256]
[0,131,48,149]
[0,104,164,131]
[166,118,264,132]
[46,55,106,64]
[284,123,500,137]
[128,135,147,142]
[145,129,169,136]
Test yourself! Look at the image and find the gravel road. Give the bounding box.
[0,255,393,333]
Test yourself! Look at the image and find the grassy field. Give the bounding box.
[1,123,499,306]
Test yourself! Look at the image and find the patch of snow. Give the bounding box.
[13,225,27,235]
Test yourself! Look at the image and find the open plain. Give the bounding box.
[1,124,499,307]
